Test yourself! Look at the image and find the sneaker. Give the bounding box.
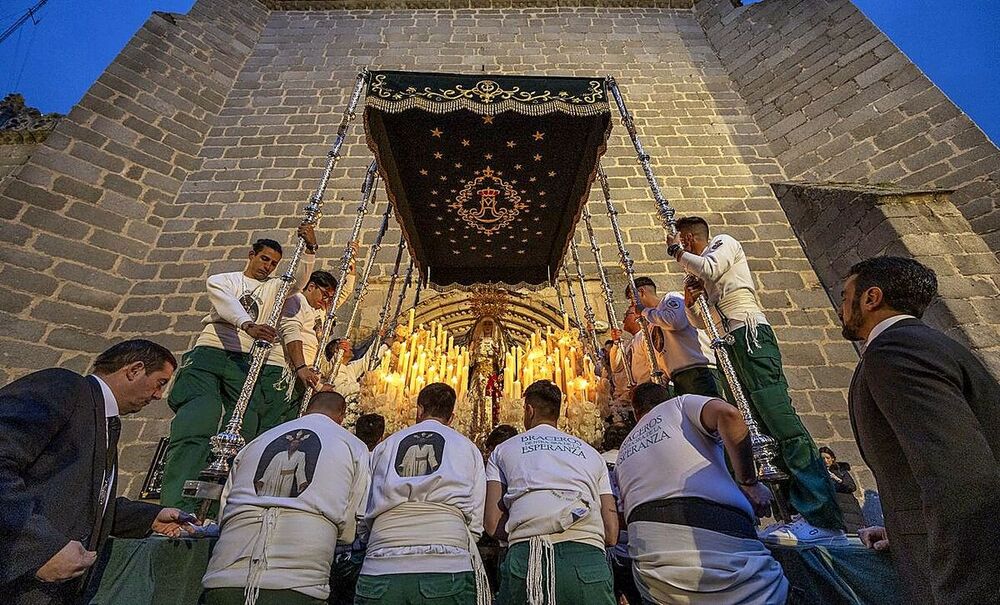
[759,515,849,546]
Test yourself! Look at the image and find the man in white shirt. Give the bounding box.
[485,380,618,605]
[667,216,845,544]
[356,383,488,605]
[161,224,318,510]
[202,391,370,605]
[632,276,722,398]
[279,270,339,390]
[616,382,787,604]
[604,305,649,421]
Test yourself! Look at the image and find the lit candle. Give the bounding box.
[407,308,415,333]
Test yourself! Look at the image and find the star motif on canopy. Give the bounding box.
[434,152,443,159]
[532,131,545,141]
[482,115,494,124]
[419,169,428,175]
[506,141,517,148]
[533,154,543,161]
[461,139,470,147]
[431,128,443,137]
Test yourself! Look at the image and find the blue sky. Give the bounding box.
[1,0,998,144]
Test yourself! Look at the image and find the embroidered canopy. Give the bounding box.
[364,71,611,288]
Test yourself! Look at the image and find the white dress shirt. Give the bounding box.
[91,375,119,516]
[863,314,916,352]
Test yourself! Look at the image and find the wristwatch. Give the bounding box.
[304,242,319,254]
[667,243,683,258]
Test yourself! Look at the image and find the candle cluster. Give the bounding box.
[365,310,471,427]
[502,313,598,405]
[360,310,605,446]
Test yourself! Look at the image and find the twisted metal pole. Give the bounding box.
[596,164,663,385]
[570,238,601,358]
[581,206,634,389]
[368,238,406,371]
[387,257,414,336]
[561,265,587,345]
[329,203,393,381]
[300,160,379,414]
[606,76,788,489]
[186,69,369,504]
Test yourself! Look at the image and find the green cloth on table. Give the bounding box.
[354,571,477,604]
[497,541,614,605]
[769,543,905,605]
[88,536,213,605]
[160,346,298,511]
[720,324,845,531]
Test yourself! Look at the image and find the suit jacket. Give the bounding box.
[0,369,162,605]
[849,318,1000,604]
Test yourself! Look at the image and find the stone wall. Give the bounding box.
[773,182,1000,378]
[0,143,36,183]
[0,0,907,494]
[696,0,1000,256]
[121,2,865,493]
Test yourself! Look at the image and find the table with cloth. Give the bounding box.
[88,536,904,605]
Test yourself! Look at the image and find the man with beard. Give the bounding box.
[840,255,1000,604]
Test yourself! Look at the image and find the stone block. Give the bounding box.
[31,301,114,333]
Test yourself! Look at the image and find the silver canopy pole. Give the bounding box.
[328,203,393,382]
[185,69,370,509]
[300,160,379,414]
[581,205,634,389]
[606,77,788,487]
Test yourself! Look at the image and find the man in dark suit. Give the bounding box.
[0,339,197,605]
[840,256,1000,604]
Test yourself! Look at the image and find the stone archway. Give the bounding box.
[411,288,571,347]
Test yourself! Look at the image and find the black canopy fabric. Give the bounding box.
[364,71,611,289]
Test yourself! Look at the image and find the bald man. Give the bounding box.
[202,392,370,605]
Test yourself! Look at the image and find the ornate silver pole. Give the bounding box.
[561,265,586,343]
[329,203,393,381]
[413,271,425,306]
[607,76,675,234]
[387,257,414,336]
[185,69,369,508]
[569,238,601,358]
[696,295,787,484]
[300,160,379,414]
[596,164,664,385]
[368,238,406,372]
[606,79,788,489]
[581,206,634,389]
[554,275,567,315]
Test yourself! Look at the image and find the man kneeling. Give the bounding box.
[356,382,488,604]
[615,383,787,604]
[201,391,370,605]
[485,380,618,605]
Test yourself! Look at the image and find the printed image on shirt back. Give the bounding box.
[253,429,321,498]
[394,431,445,477]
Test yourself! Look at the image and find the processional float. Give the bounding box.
[183,69,789,518]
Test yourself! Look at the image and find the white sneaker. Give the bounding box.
[759,515,849,546]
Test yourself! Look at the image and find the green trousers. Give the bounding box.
[203,587,324,605]
[720,324,844,530]
[354,572,477,605]
[671,365,723,398]
[498,541,615,605]
[160,346,298,510]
